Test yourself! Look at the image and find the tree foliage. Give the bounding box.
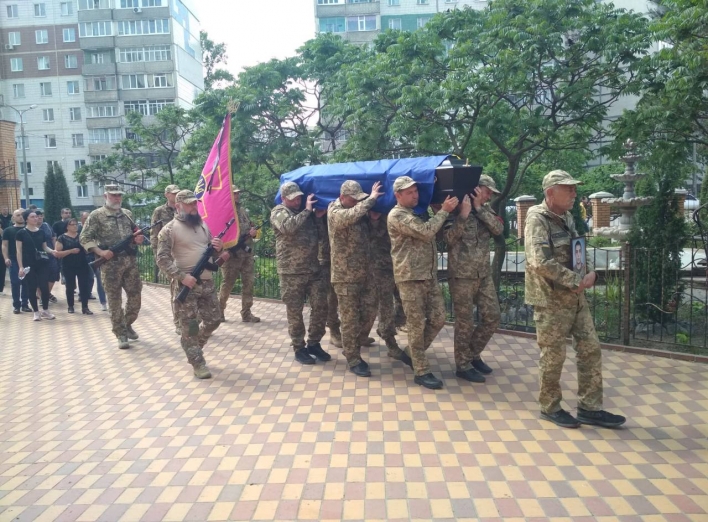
[43,165,73,225]
[201,31,236,91]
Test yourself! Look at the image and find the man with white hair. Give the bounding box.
[524,170,625,429]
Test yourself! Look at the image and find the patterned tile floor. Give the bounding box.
[0,283,707,522]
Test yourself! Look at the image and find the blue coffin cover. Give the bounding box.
[275,155,451,214]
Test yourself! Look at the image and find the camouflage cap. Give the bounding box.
[542,170,583,191]
[340,180,368,201]
[233,186,242,193]
[176,189,198,204]
[104,184,125,195]
[164,184,180,194]
[478,174,501,194]
[280,181,304,201]
[393,176,417,192]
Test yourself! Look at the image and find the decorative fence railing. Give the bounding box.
[131,207,708,356]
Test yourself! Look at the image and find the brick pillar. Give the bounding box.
[675,189,687,217]
[0,119,20,211]
[589,192,613,229]
[514,195,537,238]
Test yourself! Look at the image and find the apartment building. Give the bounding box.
[0,0,203,209]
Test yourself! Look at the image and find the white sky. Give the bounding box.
[195,0,317,76]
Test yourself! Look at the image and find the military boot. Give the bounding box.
[386,339,413,369]
[193,364,212,379]
[126,325,139,340]
[118,336,130,350]
[241,312,261,323]
[329,326,342,348]
[360,336,376,347]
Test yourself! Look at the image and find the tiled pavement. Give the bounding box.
[0,283,707,522]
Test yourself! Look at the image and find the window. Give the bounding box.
[417,0,429,4]
[388,0,400,4]
[38,56,50,70]
[10,58,23,72]
[319,17,345,33]
[118,19,170,35]
[85,76,116,91]
[36,30,49,44]
[79,21,113,37]
[8,32,21,46]
[87,105,117,117]
[40,82,52,96]
[121,0,139,6]
[388,18,401,29]
[77,184,89,198]
[45,135,57,148]
[65,55,78,68]
[13,84,25,98]
[347,15,376,32]
[72,134,84,147]
[70,108,82,121]
[67,81,80,94]
[78,0,110,9]
[16,136,29,150]
[417,17,431,28]
[20,162,32,174]
[89,128,122,144]
[63,28,76,42]
[141,0,163,5]
[75,159,86,170]
[87,52,107,64]
[21,188,34,197]
[317,0,343,3]
[42,109,54,122]
[34,3,46,16]
[60,2,73,15]
[153,74,168,87]
[125,99,172,115]
[6,5,18,17]
[47,160,60,171]
[122,74,146,89]
[118,46,171,62]
[90,155,107,163]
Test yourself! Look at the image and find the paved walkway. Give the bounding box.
[0,284,707,522]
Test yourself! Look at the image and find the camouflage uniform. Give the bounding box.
[151,194,178,330]
[328,195,378,367]
[218,203,256,319]
[388,203,450,376]
[444,203,504,370]
[156,214,221,372]
[369,215,405,358]
[525,199,602,414]
[271,199,326,351]
[80,205,142,339]
[316,215,340,340]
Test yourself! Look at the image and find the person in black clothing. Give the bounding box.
[52,208,72,237]
[55,218,93,314]
[0,207,11,230]
[16,209,57,321]
[0,222,5,295]
[2,209,30,313]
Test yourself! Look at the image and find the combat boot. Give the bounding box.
[329,326,342,348]
[241,312,261,323]
[118,336,130,350]
[360,336,376,347]
[193,364,212,379]
[385,339,413,369]
[126,325,139,340]
[307,342,332,362]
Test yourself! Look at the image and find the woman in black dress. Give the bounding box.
[56,218,93,314]
[16,209,56,321]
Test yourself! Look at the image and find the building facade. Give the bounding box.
[0,0,203,210]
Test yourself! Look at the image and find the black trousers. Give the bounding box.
[0,251,6,292]
[64,264,91,308]
[26,262,50,312]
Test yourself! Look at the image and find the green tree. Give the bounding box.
[43,164,58,223]
[201,31,236,91]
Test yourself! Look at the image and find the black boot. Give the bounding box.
[307,342,331,362]
[456,367,486,383]
[414,373,443,390]
[82,308,93,315]
[67,306,75,314]
[294,348,316,365]
[472,358,493,375]
[349,360,371,377]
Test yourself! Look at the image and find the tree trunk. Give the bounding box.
[490,160,520,291]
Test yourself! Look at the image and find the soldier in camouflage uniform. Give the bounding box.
[525,170,626,429]
[368,211,412,368]
[80,184,145,350]
[156,190,223,379]
[315,210,341,347]
[444,175,504,383]
[327,181,384,376]
[151,184,181,334]
[388,176,459,390]
[271,182,330,365]
[218,187,260,323]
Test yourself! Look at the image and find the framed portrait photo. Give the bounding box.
[571,237,587,277]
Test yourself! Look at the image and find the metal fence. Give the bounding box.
[132,208,708,356]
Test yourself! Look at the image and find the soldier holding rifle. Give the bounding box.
[156,190,224,379]
[80,184,146,350]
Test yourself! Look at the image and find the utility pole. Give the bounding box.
[0,103,38,207]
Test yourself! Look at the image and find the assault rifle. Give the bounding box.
[215,222,263,267]
[90,221,162,270]
[175,218,236,304]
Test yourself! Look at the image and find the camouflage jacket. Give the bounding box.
[369,215,393,272]
[524,200,591,307]
[150,202,176,252]
[387,205,449,282]
[156,217,213,283]
[80,206,136,255]
[270,204,319,275]
[233,203,254,253]
[443,204,504,279]
[327,197,377,283]
[316,214,331,267]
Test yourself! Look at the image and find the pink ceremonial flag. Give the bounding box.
[195,113,239,249]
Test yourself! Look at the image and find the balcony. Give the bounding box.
[86,116,124,129]
[80,36,116,51]
[116,60,174,75]
[119,87,176,101]
[112,6,169,19]
[82,62,118,76]
[83,90,119,103]
[77,8,112,22]
[88,143,118,156]
[316,0,380,17]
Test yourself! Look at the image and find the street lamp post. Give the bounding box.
[0,103,38,208]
